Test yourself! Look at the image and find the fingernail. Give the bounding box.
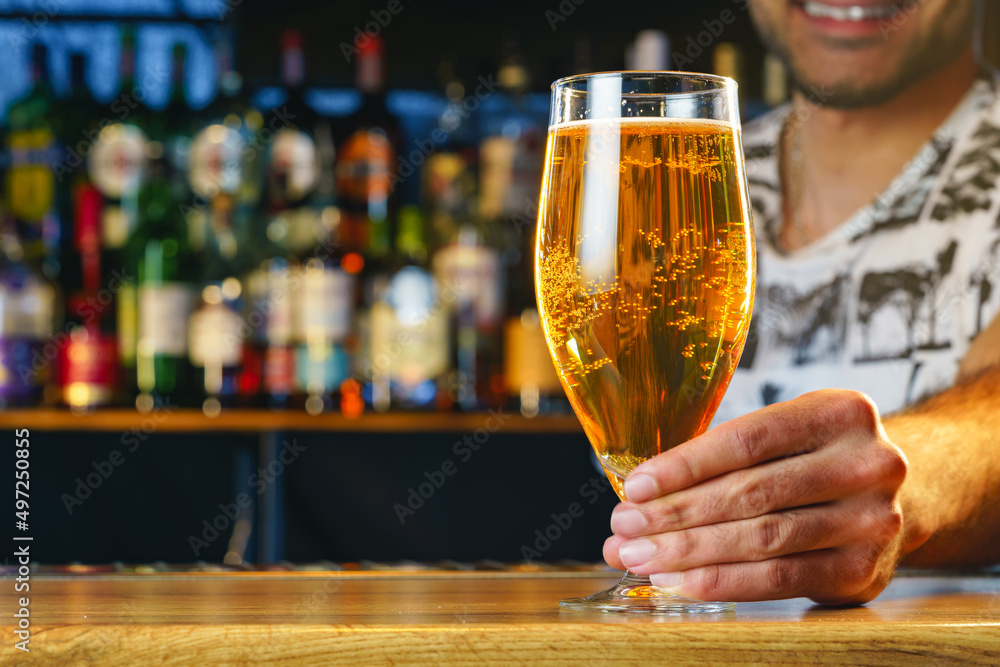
[610,508,648,535]
[619,538,656,567]
[623,473,658,503]
[650,572,682,590]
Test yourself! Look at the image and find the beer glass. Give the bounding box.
[535,72,755,613]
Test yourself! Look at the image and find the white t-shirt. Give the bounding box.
[716,78,1000,423]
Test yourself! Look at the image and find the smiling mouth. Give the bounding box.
[795,1,901,21]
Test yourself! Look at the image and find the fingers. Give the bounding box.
[646,545,890,604]
[623,389,881,504]
[610,445,875,537]
[617,502,881,575]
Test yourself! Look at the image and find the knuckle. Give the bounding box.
[662,530,696,563]
[732,421,768,465]
[739,479,773,517]
[673,449,701,487]
[764,559,795,594]
[877,445,908,486]
[875,501,904,543]
[843,391,881,432]
[652,499,684,531]
[692,564,725,600]
[844,546,880,586]
[752,514,787,557]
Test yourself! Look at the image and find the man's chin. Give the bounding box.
[789,65,920,109]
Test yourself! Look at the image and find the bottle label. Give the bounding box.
[335,129,393,206]
[89,123,148,199]
[6,128,57,223]
[0,273,55,337]
[265,265,294,343]
[295,343,349,394]
[269,128,318,201]
[295,265,354,342]
[0,338,46,402]
[188,124,245,198]
[264,346,295,396]
[478,130,544,219]
[101,205,133,249]
[503,312,562,394]
[56,327,117,407]
[138,284,192,356]
[118,283,137,366]
[189,303,243,367]
[433,243,503,326]
[370,270,449,386]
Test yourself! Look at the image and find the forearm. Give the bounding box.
[884,366,1000,567]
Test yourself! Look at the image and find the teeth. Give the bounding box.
[802,1,899,20]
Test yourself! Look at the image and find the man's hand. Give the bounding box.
[603,390,909,605]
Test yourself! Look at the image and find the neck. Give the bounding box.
[782,47,980,252]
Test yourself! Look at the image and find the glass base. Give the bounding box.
[560,572,735,614]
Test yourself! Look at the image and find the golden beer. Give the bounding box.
[536,117,755,498]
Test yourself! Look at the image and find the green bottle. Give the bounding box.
[129,144,197,410]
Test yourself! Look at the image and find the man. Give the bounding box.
[604,0,1000,604]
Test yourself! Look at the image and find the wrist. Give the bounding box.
[885,420,941,561]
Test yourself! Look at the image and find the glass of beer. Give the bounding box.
[536,72,755,613]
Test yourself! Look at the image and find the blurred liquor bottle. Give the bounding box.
[5,43,62,278]
[255,30,326,409]
[712,42,765,119]
[762,53,790,109]
[188,195,244,415]
[269,30,335,257]
[60,53,104,203]
[503,309,566,417]
[88,29,150,395]
[336,35,406,410]
[453,43,541,412]
[128,49,198,410]
[423,57,480,250]
[335,34,402,278]
[0,225,57,408]
[432,221,504,412]
[291,211,356,415]
[186,39,253,253]
[186,40,260,414]
[56,53,95,300]
[368,205,447,411]
[55,183,118,411]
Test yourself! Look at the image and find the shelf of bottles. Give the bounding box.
[0,15,575,429]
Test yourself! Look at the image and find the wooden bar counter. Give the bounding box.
[2,570,998,665]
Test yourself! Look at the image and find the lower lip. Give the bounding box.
[793,2,902,38]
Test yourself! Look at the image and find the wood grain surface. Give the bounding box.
[0,409,582,434]
[1,572,998,665]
